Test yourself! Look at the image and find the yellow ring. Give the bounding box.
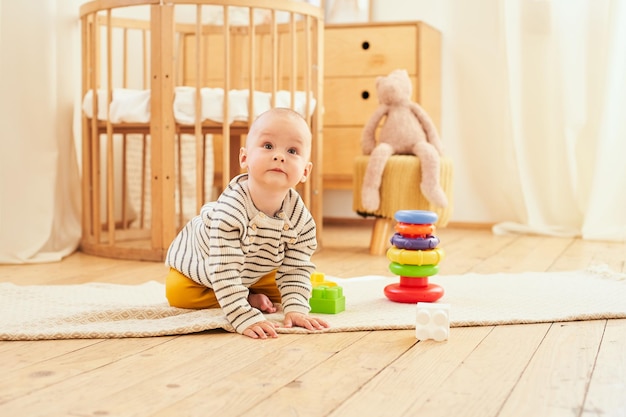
[386,247,445,266]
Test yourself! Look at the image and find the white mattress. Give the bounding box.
[82,87,316,125]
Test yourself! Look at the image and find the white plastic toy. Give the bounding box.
[415,302,450,341]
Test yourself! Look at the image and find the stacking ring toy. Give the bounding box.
[390,233,439,250]
[389,262,439,277]
[394,210,438,225]
[394,222,436,238]
[387,246,445,266]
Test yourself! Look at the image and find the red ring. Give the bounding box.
[384,282,444,303]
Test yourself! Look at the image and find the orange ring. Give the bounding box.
[395,222,436,238]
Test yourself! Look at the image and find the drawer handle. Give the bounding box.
[361,41,370,50]
[361,91,370,100]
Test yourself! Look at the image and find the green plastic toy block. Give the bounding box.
[309,285,345,314]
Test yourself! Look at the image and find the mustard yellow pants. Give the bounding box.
[165,268,282,309]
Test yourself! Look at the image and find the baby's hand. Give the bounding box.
[243,320,278,339]
[283,312,330,331]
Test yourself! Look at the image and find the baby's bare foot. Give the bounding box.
[248,293,277,313]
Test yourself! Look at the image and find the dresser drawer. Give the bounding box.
[325,25,417,77]
[323,126,363,173]
[324,75,419,126]
[322,126,364,189]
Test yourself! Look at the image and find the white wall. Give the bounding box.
[325,0,519,224]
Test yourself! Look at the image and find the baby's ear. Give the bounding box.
[300,162,313,183]
[239,147,248,168]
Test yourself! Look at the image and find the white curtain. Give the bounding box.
[0,0,83,263]
[492,0,626,241]
[376,0,626,241]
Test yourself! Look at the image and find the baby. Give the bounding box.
[164,108,330,339]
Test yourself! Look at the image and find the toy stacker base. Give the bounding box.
[384,277,444,303]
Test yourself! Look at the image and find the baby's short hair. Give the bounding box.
[252,107,307,127]
[247,107,311,143]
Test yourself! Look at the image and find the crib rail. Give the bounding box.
[79,0,323,261]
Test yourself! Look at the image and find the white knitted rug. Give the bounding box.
[2,265,625,340]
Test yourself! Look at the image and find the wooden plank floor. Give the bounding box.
[1,222,625,416]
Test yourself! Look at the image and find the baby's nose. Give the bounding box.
[273,153,285,162]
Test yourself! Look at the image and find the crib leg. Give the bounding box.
[177,133,184,226]
[121,134,128,229]
[140,134,147,229]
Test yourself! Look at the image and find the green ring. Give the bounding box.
[388,262,439,277]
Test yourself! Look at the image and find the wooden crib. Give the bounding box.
[79,0,324,261]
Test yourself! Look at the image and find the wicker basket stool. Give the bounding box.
[353,154,454,255]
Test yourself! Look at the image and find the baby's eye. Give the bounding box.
[263,143,273,150]
[288,148,298,155]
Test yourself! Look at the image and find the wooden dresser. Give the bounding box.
[323,21,442,190]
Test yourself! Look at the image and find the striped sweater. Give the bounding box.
[165,174,317,334]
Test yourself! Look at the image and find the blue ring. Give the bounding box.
[394,210,438,225]
[390,233,440,250]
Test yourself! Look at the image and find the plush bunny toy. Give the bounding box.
[361,69,448,211]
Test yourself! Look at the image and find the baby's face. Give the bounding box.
[240,111,312,192]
